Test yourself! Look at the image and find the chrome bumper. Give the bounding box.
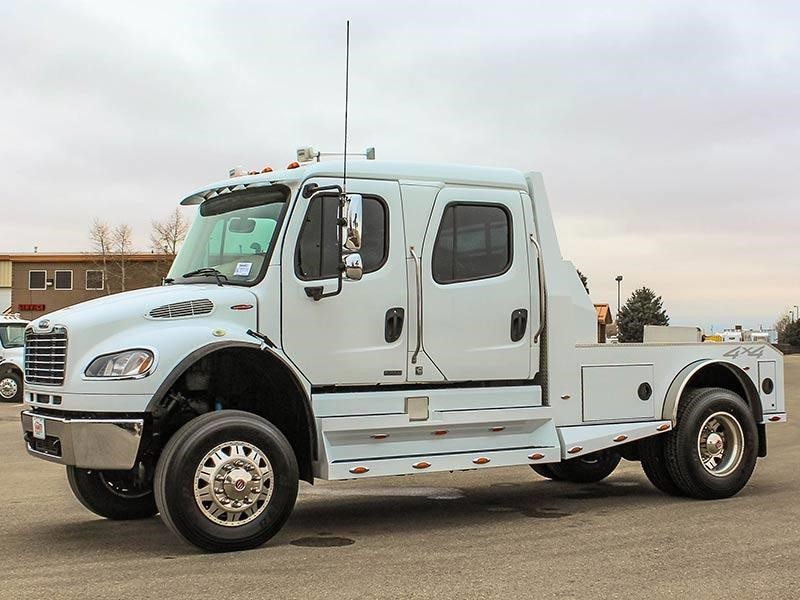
[20,410,144,470]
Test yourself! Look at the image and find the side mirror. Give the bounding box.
[344,253,363,281]
[342,194,362,252]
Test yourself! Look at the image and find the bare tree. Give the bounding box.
[88,219,112,295]
[151,208,190,256]
[112,224,134,291]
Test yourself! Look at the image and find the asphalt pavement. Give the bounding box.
[1,357,798,600]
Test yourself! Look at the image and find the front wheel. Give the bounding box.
[66,465,157,519]
[154,410,299,552]
[548,450,621,483]
[0,370,22,403]
[664,387,758,499]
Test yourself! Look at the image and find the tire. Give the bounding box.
[0,370,22,403]
[664,387,758,500]
[530,464,563,480]
[66,465,157,520]
[639,435,683,496]
[154,410,299,552]
[548,450,621,483]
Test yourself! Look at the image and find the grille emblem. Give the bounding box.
[37,319,50,330]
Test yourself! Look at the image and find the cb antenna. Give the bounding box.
[342,20,350,196]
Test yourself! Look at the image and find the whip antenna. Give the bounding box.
[342,20,350,195]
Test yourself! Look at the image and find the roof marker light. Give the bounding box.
[286,161,301,169]
[261,166,274,173]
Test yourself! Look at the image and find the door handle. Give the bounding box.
[510,308,528,342]
[385,307,405,343]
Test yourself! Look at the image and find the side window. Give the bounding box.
[28,270,46,290]
[432,203,511,284]
[54,270,73,290]
[296,195,388,280]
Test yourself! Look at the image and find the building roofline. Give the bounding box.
[0,253,173,263]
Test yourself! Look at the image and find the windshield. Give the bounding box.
[0,324,25,349]
[169,185,290,285]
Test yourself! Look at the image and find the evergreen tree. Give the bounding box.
[617,287,670,343]
[779,319,800,347]
[576,269,589,294]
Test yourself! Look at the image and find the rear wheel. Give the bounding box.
[548,450,621,483]
[664,387,757,499]
[66,465,157,519]
[154,410,299,552]
[530,464,562,480]
[0,370,22,403]
[639,435,683,496]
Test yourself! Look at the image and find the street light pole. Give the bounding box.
[794,305,799,322]
[615,275,623,319]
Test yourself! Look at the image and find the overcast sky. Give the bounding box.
[1,1,797,330]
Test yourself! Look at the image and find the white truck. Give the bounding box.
[1,313,27,403]
[20,161,786,552]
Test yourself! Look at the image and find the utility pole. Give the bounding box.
[615,275,623,319]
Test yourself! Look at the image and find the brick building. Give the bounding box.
[3,253,173,320]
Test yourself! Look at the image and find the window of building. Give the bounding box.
[86,270,104,290]
[432,203,512,284]
[28,270,46,290]
[296,195,388,280]
[54,270,73,290]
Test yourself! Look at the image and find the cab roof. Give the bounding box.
[181,160,532,205]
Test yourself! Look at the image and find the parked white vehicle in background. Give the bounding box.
[20,161,786,552]
[0,313,27,403]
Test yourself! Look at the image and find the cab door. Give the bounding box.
[417,187,533,381]
[281,178,408,385]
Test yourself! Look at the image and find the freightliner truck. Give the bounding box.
[20,160,786,552]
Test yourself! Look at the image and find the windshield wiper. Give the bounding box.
[182,268,229,286]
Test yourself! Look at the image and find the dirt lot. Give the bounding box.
[1,357,798,600]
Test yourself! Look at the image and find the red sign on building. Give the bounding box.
[19,304,46,311]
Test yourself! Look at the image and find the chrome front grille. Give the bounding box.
[25,327,67,385]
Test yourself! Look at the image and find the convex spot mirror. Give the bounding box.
[344,253,363,281]
[342,194,362,253]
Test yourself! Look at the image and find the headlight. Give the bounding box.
[85,349,154,378]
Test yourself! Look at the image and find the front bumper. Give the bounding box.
[20,410,144,470]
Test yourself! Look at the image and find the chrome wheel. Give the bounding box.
[0,376,18,400]
[696,411,744,477]
[193,440,274,527]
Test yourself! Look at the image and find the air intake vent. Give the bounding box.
[149,299,214,319]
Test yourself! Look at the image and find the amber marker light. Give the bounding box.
[349,466,369,474]
[529,453,545,460]
[432,430,448,436]
[473,457,490,465]
[413,461,431,469]
[657,423,671,431]
[613,435,628,442]
[567,446,583,454]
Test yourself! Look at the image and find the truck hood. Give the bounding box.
[30,284,258,333]
[26,284,261,395]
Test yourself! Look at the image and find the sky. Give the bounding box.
[0,0,798,330]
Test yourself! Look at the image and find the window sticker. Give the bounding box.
[234,262,253,277]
